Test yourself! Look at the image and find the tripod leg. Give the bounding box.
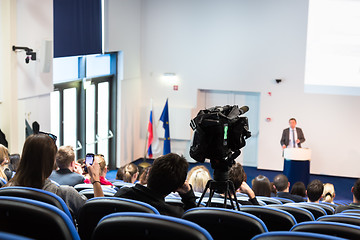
[197,180,211,207]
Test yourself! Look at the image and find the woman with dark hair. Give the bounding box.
[5,134,104,217]
[251,175,271,197]
[290,181,306,198]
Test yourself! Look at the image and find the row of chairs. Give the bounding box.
[0,185,358,240]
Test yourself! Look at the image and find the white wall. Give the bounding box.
[137,0,360,178]
[0,0,53,154]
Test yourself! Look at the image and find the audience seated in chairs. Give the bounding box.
[114,153,197,217]
[273,174,304,202]
[252,175,272,197]
[84,154,113,186]
[322,183,336,204]
[49,146,85,186]
[3,133,104,219]
[291,181,307,198]
[187,165,211,194]
[7,153,20,179]
[122,163,139,184]
[307,179,324,203]
[336,178,360,213]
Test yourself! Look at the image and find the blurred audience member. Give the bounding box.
[307,179,324,203]
[49,146,85,186]
[115,153,196,217]
[139,166,151,185]
[8,154,20,172]
[122,163,139,184]
[84,154,113,186]
[187,165,211,194]
[252,175,271,197]
[322,183,336,204]
[116,165,125,180]
[336,178,360,213]
[0,144,10,181]
[273,174,304,202]
[290,181,306,198]
[5,134,103,218]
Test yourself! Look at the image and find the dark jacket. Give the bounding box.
[276,191,305,203]
[280,127,305,148]
[114,184,197,218]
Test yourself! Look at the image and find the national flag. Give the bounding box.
[147,105,160,158]
[160,98,171,155]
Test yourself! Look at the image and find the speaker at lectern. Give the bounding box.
[283,148,311,187]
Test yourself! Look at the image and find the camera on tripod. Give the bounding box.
[189,105,251,209]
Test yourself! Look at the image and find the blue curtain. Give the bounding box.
[54,0,102,58]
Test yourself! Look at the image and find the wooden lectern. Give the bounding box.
[283,148,311,187]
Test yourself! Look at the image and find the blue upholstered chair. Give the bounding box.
[291,221,360,239]
[255,196,283,205]
[77,197,159,240]
[286,202,327,219]
[182,207,268,240]
[78,188,116,199]
[251,231,348,240]
[240,205,297,231]
[317,214,360,227]
[0,186,73,221]
[273,197,295,204]
[0,196,79,240]
[268,204,315,223]
[92,212,213,240]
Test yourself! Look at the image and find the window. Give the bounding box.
[51,54,117,168]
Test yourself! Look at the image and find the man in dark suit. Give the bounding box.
[273,174,304,202]
[280,118,305,149]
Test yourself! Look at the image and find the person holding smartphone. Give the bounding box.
[5,133,104,218]
[84,154,113,186]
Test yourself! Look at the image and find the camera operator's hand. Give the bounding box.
[176,180,191,195]
[239,181,256,199]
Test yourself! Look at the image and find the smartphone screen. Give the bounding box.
[85,153,94,166]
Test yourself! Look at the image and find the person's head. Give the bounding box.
[251,175,271,197]
[147,153,188,196]
[9,154,20,172]
[273,174,289,192]
[32,121,40,134]
[123,163,139,183]
[96,155,107,177]
[229,162,246,190]
[351,179,360,203]
[55,146,75,170]
[9,134,57,188]
[307,179,324,203]
[289,118,297,129]
[187,165,211,193]
[322,183,335,203]
[290,181,306,197]
[116,165,125,180]
[0,144,9,166]
[139,166,151,185]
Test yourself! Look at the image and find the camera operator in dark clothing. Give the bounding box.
[114,153,197,218]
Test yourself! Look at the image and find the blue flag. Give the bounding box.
[160,99,171,154]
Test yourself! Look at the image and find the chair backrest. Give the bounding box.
[268,205,315,223]
[240,205,297,231]
[291,221,360,240]
[309,202,335,215]
[92,212,213,240]
[0,186,73,221]
[317,215,360,227]
[0,231,35,240]
[341,209,360,214]
[251,231,348,240]
[286,203,327,219]
[73,183,115,192]
[236,196,266,206]
[255,196,283,205]
[111,180,134,189]
[165,196,184,207]
[77,197,159,240]
[273,197,295,204]
[197,197,237,209]
[78,188,115,199]
[182,207,268,240]
[0,196,79,240]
